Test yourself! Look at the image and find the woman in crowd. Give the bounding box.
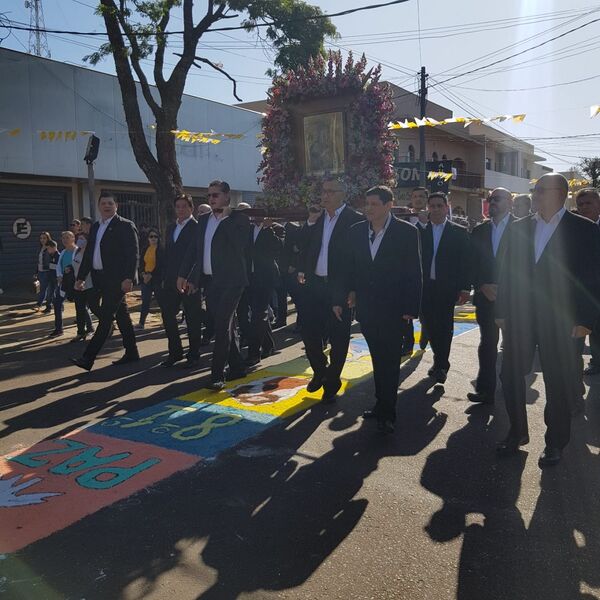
[35,231,54,313]
[138,227,161,329]
[49,231,77,338]
[71,232,95,342]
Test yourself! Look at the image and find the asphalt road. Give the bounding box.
[1,298,600,600]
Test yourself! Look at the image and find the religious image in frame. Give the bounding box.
[303,111,345,176]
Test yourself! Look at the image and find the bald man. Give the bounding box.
[468,188,515,405]
[496,174,600,467]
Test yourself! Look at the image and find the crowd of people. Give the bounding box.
[34,173,600,468]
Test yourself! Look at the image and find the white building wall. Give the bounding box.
[0,49,262,192]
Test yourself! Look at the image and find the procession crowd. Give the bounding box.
[32,174,600,468]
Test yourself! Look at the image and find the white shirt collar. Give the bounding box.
[431,218,448,228]
[99,214,116,226]
[492,213,510,229]
[326,204,345,220]
[176,215,192,227]
[369,213,392,237]
[533,206,566,224]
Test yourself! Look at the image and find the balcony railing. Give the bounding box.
[452,171,483,189]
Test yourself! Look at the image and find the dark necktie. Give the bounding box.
[370,229,376,244]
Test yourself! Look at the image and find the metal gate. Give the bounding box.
[105,190,158,230]
[0,184,69,289]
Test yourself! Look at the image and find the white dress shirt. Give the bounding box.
[315,204,345,276]
[92,214,116,270]
[369,213,392,260]
[430,219,447,280]
[202,213,226,275]
[491,213,510,257]
[173,216,192,243]
[534,206,566,263]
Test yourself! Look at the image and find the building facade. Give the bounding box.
[0,48,263,286]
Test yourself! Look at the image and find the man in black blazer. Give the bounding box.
[468,188,515,404]
[245,217,283,365]
[496,174,600,467]
[297,176,363,401]
[157,194,203,368]
[71,191,139,371]
[179,180,251,390]
[419,192,470,384]
[334,186,422,432]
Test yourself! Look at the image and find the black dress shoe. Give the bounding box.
[71,356,94,371]
[208,380,225,391]
[363,409,377,419]
[435,369,448,384]
[538,447,562,468]
[273,320,287,329]
[377,418,395,434]
[427,367,436,377]
[245,355,261,367]
[306,377,324,393]
[467,392,494,404]
[496,435,529,457]
[182,357,200,369]
[321,391,337,404]
[112,353,140,366]
[161,355,184,367]
[419,336,429,350]
[261,347,276,359]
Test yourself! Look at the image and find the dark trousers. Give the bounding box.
[83,270,137,361]
[159,287,203,360]
[420,280,455,371]
[285,271,303,328]
[248,276,275,358]
[237,288,251,343]
[205,279,245,381]
[400,319,415,355]
[301,276,351,394]
[139,280,156,326]
[275,279,288,324]
[37,270,52,308]
[362,318,404,422]
[475,296,500,397]
[589,320,600,366]
[52,288,65,332]
[74,289,96,335]
[500,318,576,449]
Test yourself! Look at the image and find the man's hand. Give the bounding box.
[263,217,274,228]
[297,272,306,285]
[333,306,343,321]
[176,276,187,293]
[187,282,198,295]
[495,318,505,329]
[307,206,322,224]
[572,325,592,338]
[480,283,498,302]
[456,290,471,305]
[347,291,356,309]
[402,315,416,321]
[75,280,85,291]
[121,279,133,293]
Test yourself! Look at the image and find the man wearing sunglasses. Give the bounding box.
[496,173,600,467]
[180,180,251,390]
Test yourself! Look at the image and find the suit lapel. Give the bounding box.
[372,217,395,264]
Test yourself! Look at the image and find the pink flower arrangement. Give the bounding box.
[258,51,397,208]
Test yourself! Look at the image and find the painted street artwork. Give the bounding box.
[0,323,477,553]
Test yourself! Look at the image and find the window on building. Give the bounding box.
[432,152,439,161]
[408,145,416,162]
[442,154,447,160]
[485,157,491,170]
[104,190,158,229]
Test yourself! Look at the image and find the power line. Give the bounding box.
[430,16,600,87]
[450,73,600,92]
[1,0,412,36]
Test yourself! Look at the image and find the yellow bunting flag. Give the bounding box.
[388,114,526,130]
[427,171,453,182]
[8,128,21,136]
[590,105,600,118]
[171,129,244,144]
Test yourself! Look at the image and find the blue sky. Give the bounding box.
[3,0,600,171]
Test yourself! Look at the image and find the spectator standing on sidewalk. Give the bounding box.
[138,227,161,329]
[49,231,77,338]
[35,231,54,312]
[71,233,96,343]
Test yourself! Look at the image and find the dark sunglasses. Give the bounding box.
[148,235,159,239]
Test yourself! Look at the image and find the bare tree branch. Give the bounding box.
[177,53,242,102]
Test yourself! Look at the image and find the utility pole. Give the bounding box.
[24,0,51,58]
[419,66,427,186]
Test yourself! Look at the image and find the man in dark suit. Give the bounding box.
[468,188,514,404]
[334,185,422,433]
[245,216,283,365]
[419,192,470,384]
[71,191,139,371]
[496,174,600,467]
[574,188,600,378]
[179,180,251,390]
[157,193,202,368]
[297,176,363,401]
